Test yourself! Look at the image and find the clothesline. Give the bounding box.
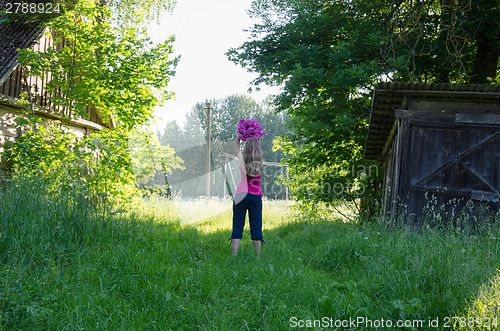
[221,153,286,167]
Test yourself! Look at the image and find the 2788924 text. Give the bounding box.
[4,2,61,14]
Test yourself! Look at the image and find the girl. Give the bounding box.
[231,136,264,257]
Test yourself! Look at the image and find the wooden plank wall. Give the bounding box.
[0,31,107,129]
[395,120,500,222]
[381,136,395,219]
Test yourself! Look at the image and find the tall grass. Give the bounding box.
[1,177,500,330]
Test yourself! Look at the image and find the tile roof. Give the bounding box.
[0,0,47,83]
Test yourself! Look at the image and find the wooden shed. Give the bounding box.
[0,15,113,169]
[365,82,500,222]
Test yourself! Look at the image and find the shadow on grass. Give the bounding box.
[1,185,500,330]
[184,215,500,330]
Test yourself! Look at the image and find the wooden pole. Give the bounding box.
[205,102,212,199]
[286,165,289,202]
[223,156,227,197]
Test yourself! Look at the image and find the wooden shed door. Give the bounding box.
[406,124,500,213]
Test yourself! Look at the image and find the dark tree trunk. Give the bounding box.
[471,32,500,84]
[438,0,453,83]
[439,0,453,33]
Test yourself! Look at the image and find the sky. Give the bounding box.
[147,0,280,130]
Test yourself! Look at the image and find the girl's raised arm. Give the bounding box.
[233,137,241,157]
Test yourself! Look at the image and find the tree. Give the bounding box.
[128,128,183,186]
[105,0,176,25]
[18,0,179,131]
[193,95,261,143]
[158,120,184,151]
[227,0,500,210]
[159,95,289,198]
[5,0,181,201]
[192,95,287,164]
[382,0,500,83]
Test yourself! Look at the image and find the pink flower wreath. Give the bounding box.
[237,118,264,141]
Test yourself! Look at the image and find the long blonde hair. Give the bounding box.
[242,137,263,177]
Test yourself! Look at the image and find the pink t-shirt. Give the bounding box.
[235,165,262,196]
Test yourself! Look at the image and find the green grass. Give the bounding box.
[1,179,500,330]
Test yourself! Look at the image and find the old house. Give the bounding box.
[365,82,500,222]
[0,15,113,169]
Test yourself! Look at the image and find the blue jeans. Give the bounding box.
[231,193,263,241]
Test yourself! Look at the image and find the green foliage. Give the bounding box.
[194,95,264,143]
[2,123,184,203]
[192,95,289,166]
[17,0,179,130]
[86,128,140,202]
[128,128,184,185]
[108,0,177,25]
[226,0,389,208]
[3,126,89,188]
[5,0,183,200]
[193,95,289,163]
[2,126,139,203]
[227,0,499,210]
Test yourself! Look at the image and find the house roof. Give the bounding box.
[365,82,500,161]
[0,4,46,85]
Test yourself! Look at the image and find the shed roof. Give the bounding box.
[365,82,500,161]
[0,6,46,84]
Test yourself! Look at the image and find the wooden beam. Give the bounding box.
[376,89,500,98]
[409,100,500,113]
[471,191,499,203]
[381,119,397,156]
[411,185,499,203]
[456,113,500,125]
[395,109,456,124]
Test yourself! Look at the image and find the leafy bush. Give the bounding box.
[3,126,137,203]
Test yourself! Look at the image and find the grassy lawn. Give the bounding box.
[1,180,500,330]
